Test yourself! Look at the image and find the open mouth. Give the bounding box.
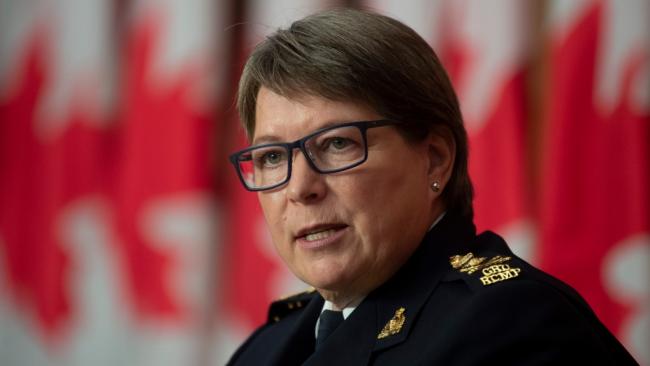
[304,228,339,242]
[296,224,348,248]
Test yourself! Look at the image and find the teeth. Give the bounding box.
[304,229,336,242]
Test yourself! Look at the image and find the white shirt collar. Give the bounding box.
[322,297,363,319]
[315,297,363,338]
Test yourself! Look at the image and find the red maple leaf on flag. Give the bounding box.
[108,15,214,324]
[540,1,649,341]
[436,3,529,238]
[0,33,110,341]
[0,14,216,343]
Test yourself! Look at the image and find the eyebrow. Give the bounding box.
[252,119,355,146]
[251,135,281,145]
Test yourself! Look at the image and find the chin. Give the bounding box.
[305,273,343,291]
[314,271,363,298]
[298,265,347,290]
[287,251,360,291]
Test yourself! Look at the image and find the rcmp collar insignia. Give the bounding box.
[479,263,521,286]
[449,252,487,274]
[450,253,521,286]
[377,307,406,339]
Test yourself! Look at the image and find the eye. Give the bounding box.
[252,148,287,168]
[326,137,352,150]
[262,151,283,165]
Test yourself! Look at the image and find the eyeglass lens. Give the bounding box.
[237,125,367,189]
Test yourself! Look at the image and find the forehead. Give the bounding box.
[252,87,380,144]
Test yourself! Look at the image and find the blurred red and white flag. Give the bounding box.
[1,1,118,364]
[435,0,535,261]
[0,0,223,365]
[367,0,536,261]
[540,0,649,363]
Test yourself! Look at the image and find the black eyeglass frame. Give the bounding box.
[229,119,401,192]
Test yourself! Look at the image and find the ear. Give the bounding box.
[425,126,456,192]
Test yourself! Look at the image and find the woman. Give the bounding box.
[226,8,637,366]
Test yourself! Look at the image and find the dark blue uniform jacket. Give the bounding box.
[227,213,638,365]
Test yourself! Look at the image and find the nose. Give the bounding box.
[286,149,327,204]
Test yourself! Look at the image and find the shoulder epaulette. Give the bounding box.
[267,288,316,323]
[448,252,523,288]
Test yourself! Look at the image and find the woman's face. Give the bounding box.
[253,87,449,303]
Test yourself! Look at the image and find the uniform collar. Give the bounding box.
[301,212,476,365]
[369,212,475,352]
[314,211,448,337]
[315,298,364,338]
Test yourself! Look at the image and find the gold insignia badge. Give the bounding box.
[450,253,513,274]
[450,252,477,268]
[449,252,486,274]
[479,263,521,285]
[450,253,521,285]
[377,307,406,339]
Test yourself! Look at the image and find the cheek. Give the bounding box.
[258,191,286,221]
[258,192,289,245]
[341,162,421,211]
[340,160,429,240]
[331,174,394,241]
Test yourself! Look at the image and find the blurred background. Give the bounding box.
[0,0,647,365]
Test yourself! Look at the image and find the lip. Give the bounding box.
[294,224,349,250]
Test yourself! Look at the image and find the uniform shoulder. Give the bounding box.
[227,288,318,365]
[445,250,525,290]
[444,231,595,309]
[444,231,559,293]
[267,288,317,324]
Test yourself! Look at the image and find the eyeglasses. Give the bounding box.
[229,119,400,191]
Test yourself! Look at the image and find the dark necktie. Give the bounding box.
[316,310,344,350]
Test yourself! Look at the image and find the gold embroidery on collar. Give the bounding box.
[377,307,406,339]
[449,253,512,274]
[479,264,521,286]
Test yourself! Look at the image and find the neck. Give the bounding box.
[319,289,364,311]
[319,205,447,310]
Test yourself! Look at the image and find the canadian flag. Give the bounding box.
[540,0,649,364]
[434,0,535,261]
[0,0,222,365]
